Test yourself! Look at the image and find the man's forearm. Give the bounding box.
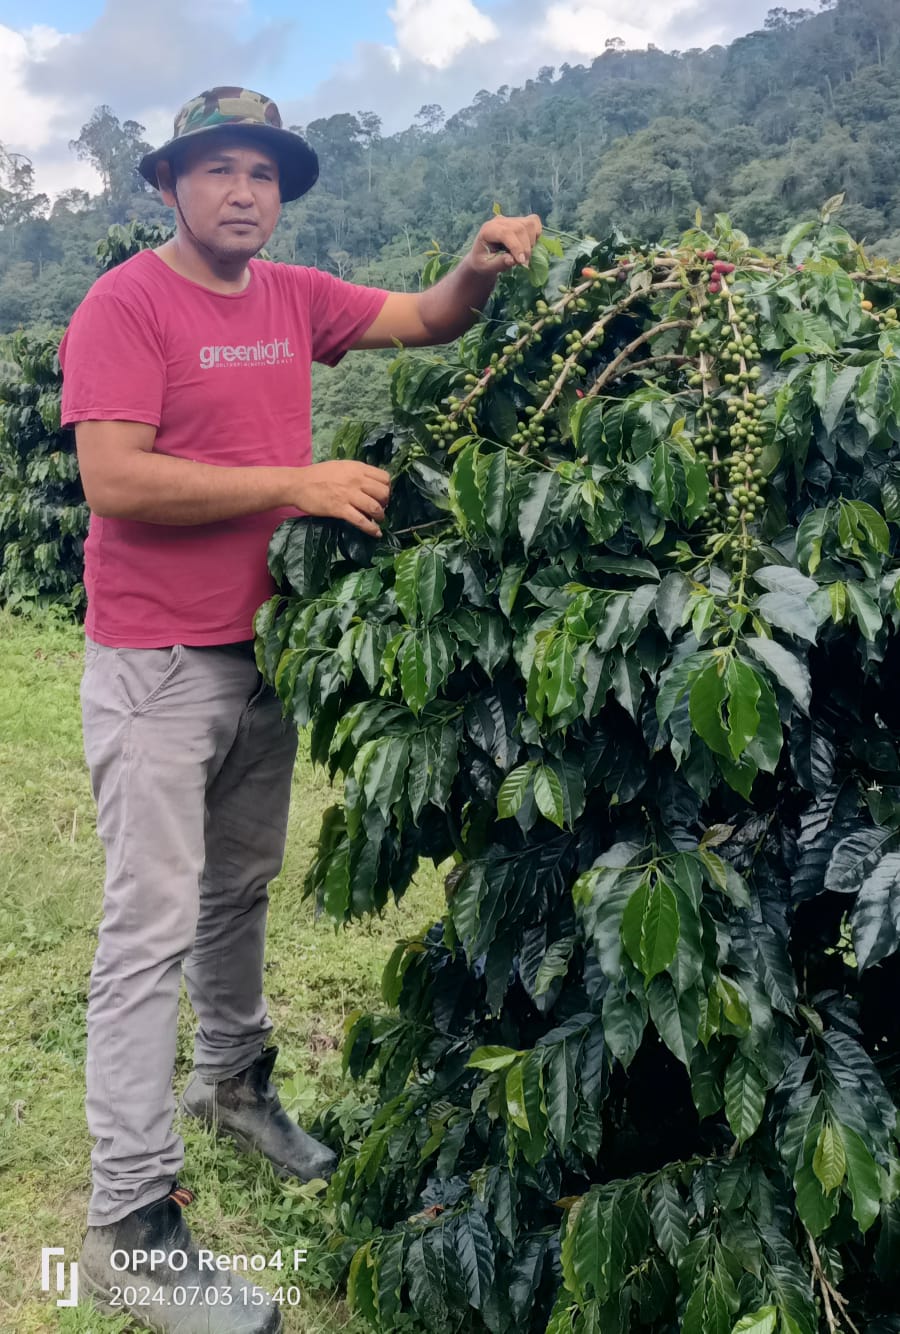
[417,254,501,343]
[91,451,298,526]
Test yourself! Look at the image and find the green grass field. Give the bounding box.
[0,609,445,1332]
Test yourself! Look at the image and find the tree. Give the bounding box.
[68,107,153,212]
[357,111,382,194]
[304,113,364,199]
[414,104,445,133]
[765,7,815,29]
[257,214,900,1330]
[50,189,92,218]
[0,149,48,238]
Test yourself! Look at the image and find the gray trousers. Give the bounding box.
[80,638,298,1226]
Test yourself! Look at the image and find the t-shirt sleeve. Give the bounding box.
[60,291,166,428]
[302,268,390,368]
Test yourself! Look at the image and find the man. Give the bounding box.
[60,85,541,1332]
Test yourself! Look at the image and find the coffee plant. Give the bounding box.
[258,207,900,1333]
[0,223,175,616]
[0,329,86,613]
[94,218,173,272]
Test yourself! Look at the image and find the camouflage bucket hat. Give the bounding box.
[138,86,319,203]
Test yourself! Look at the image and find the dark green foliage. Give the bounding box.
[258,212,900,1330]
[0,330,85,613]
[0,218,181,614]
[95,219,173,272]
[0,221,178,616]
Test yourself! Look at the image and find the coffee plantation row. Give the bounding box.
[258,209,900,1332]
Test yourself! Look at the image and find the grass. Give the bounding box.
[0,608,446,1332]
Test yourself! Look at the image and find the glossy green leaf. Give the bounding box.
[546,1041,578,1149]
[647,975,700,1067]
[724,1051,766,1143]
[723,658,761,760]
[649,1179,690,1267]
[826,826,899,893]
[399,633,427,714]
[449,439,485,532]
[518,469,562,552]
[744,637,811,713]
[845,581,883,640]
[534,936,576,996]
[602,980,647,1068]
[621,874,680,981]
[280,519,338,599]
[347,1241,378,1324]
[850,851,900,970]
[497,762,535,819]
[456,1208,495,1310]
[689,657,731,758]
[812,1119,846,1193]
[467,1046,519,1072]
[731,1307,777,1334]
[839,1124,882,1233]
[534,763,566,828]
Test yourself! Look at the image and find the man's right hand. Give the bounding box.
[292,460,391,537]
[74,420,393,531]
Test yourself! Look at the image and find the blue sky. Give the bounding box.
[0,0,775,197]
[0,0,399,103]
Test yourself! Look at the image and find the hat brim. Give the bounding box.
[138,122,319,203]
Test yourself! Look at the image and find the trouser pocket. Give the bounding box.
[113,645,185,715]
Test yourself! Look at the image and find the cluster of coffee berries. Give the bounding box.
[861,297,900,330]
[427,279,600,444]
[718,391,768,524]
[708,262,735,296]
[511,404,547,448]
[695,250,737,297]
[424,272,616,450]
[425,392,475,442]
[685,275,770,557]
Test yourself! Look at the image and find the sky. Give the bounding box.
[0,0,779,200]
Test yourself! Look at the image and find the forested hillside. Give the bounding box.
[0,0,898,438]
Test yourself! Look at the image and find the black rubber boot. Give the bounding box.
[79,1184,281,1332]
[181,1046,337,1183]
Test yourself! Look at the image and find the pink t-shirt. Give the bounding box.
[59,249,389,647]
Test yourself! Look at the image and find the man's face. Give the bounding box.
[159,135,281,261]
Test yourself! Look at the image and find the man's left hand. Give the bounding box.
[467,213,543,275]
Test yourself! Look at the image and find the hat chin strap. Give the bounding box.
[172,180,248,269]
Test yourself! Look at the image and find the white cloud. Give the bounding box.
[389,0,499,69]
[0,23,101,197]
[541,1,679,56]
[537,0,746,57]
[2,0,294,202]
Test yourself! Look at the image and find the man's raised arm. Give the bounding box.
[352,212,543,350]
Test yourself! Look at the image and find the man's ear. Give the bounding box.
[155,159,177,207]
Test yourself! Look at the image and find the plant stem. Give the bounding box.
[586,321,693,398]
[387,517,454,537]
[806,1232,861,1334]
